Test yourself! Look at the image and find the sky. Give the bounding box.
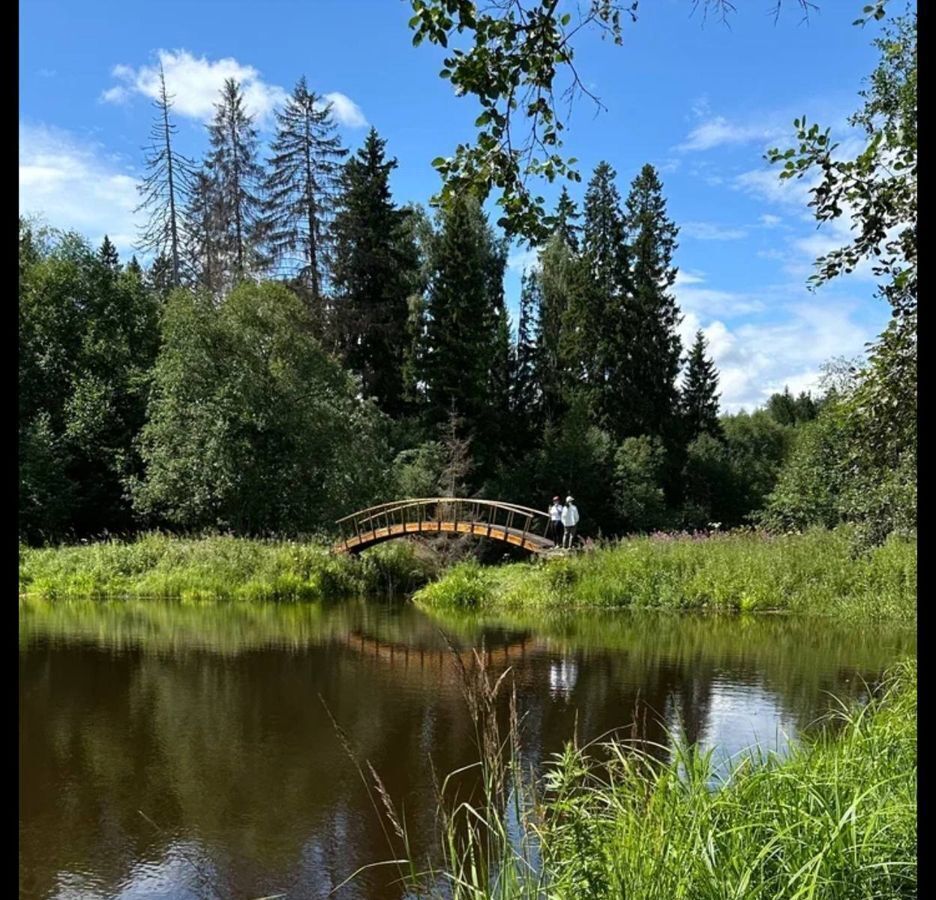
[19,0,899,412]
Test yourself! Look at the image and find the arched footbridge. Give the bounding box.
[334,498,556,555]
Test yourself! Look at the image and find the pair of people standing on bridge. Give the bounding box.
[548,496,580,549]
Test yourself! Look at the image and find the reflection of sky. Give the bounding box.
[51,841,210,899]
[666,677,801,782]
[548,658,578,699]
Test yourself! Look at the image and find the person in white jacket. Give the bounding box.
[561,496,579,549]
[547,496,563,544]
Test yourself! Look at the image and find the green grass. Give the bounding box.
[414,527,916,624]
[536,658,917,899]
[365,658,916,899]
[18,532,437,602]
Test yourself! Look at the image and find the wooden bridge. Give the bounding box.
[334,498,556,555]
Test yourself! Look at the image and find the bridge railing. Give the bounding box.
[334,497,554,552]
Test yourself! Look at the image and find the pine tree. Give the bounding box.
[135,63,193,288]
[624,164,682,439]
[205,78,266,284]
[332,129,417,416]
[265,77,347,304]
[681,330,722,441]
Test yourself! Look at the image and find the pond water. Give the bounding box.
[19,598,915,900]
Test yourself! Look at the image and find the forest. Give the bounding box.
[19,11,915,551]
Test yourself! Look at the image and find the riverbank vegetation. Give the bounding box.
[415,527,916,624]
[373,657,916,899]
[18,533,435,603]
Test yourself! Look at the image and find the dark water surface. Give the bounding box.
[20,599,915,900]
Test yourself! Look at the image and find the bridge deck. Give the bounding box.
[336,519,554,554]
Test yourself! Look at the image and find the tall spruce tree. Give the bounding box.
[578,161,633,432]
[135,64,193,288]
[536,190,588,425]
[264,77,347,311]
[624,164,682,438]
[332,129,417,417]
[681,330,722,441]
[205,78,267,284]
[420,196,508,472]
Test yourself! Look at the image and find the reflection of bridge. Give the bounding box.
[333,498,556,555]
[339,630,543,670]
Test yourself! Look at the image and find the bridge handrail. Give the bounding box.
[335,497,550,526]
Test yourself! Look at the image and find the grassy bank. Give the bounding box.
[414,527,916,623]
[379,658,916,898]
[19,533,436,602]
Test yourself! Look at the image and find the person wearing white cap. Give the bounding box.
[560,496,579,548]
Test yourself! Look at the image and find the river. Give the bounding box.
[19,598,915,899]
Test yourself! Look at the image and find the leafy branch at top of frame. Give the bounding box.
[409,0,822,242]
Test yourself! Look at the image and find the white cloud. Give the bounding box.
[674,270,705,286]
[20,122,140,257]
[102,50,288,125]
[681,221,747,241]
[322,92,367,128]
[733,167,814,208]
[734,139,891,284]
[678,292,880,412]
[677,115,785,152]
[674,270,764,317]
[101,50,367,130]
[507,246,539,274]
[676,286,765,318]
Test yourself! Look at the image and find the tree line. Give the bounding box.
[20,48,911,548]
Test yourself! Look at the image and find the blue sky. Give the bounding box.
[20,0,899,411]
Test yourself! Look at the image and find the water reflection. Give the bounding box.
[20,599,914,900]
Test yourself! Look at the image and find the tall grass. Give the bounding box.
[18,532,437,602]
[415,527,917,624]
[540,658,916,898]
[361,658,916,898]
